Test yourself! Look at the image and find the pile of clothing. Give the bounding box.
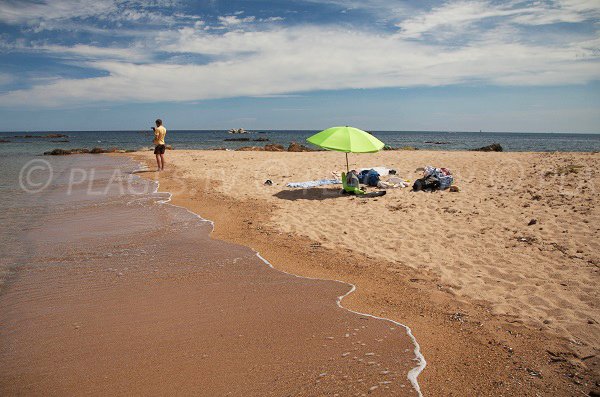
[413,165,454,191]
[358,169,382,186]
[356,168,410,189]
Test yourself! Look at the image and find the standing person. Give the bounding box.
[152,119,167,171]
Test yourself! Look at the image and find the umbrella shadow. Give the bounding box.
[273,187,345,201]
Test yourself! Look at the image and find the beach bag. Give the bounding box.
[413,176,440,191]
[438,174,454,189]
[359,169,380,187]
[346,171,360,189]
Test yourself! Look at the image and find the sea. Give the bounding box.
[2,130,600,155]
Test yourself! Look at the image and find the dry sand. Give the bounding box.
[129,149,599,396]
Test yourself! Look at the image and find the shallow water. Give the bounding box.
[0,154,424,395]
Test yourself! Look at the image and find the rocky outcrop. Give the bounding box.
[473,143,503,152]
[44,148,78,155]
[15,133,68,139]
[224,138,250,142]
[287,142,313,152]
[236,144,285,152]
[265,144,285,152]
[44,147,136,155]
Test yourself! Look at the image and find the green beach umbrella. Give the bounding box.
[306,126,385,172]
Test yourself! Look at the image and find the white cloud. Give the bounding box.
[0,0,189,30]
[0,0,117,24]
[217,15,256,27]
[1,23,598,108]
[36,44,150,62]
[0,1,598,108]
[302,0,414,19]
[396,1,520,39]
[395,0,600,39]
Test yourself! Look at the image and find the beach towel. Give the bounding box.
[286,179,341,188]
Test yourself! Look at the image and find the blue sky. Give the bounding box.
[0,0,599,132]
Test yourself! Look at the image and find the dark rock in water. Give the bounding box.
[473,143,503,152]
[224,137,250,142]
[425,141,450,144]
[45,147,135,155]
[15,133,68,139]
[253,138,269,142]
[287,142,312,152]
[0,139,10,143]
[51,139,69,143]
[44,148,73,155]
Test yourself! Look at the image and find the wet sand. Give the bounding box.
[0,155,424,395]
[126,149,600,396]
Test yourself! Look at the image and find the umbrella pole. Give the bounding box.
[345,152,349,172]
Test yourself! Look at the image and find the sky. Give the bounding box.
[0,0,599,132]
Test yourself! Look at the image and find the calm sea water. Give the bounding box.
[1,130,599,155]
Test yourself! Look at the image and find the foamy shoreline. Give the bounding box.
[137,159,427,395]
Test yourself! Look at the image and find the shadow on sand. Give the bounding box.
[273,187,345,201]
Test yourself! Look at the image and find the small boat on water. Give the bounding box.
[228,128,247,134]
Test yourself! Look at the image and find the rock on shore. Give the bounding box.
[473,143,503,152]
[235,142,314,152]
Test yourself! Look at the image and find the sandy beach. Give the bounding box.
[129,149,599,396]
